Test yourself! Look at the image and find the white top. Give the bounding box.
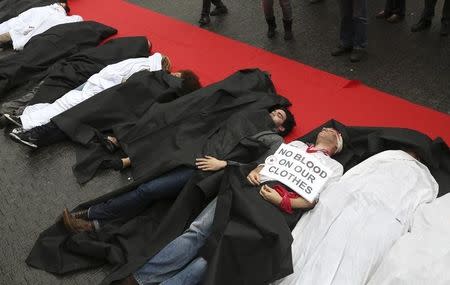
[0,4,83,50]
[20,53,163,130]
[367,193,450,285]
[260,140,344,197]
[274,150,438,285]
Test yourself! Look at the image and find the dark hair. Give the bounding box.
[278,107,296,137]
[59,1,70,13]
[179,70,201,95]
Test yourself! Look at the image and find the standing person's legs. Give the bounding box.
[350,0,368,62]
[280,0,294,40]
[440,0,449,35]
[88,167,195,222]
[199,0,212,26]
[263,0,278,38]
[352,0,368,49]
[132,199,217,284]
[412,0,436,31]
[331,0,354,56]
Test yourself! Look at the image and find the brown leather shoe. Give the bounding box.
[63,208,94,234]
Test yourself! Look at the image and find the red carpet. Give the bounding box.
[69,0,450,143]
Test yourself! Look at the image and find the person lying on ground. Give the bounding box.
[0,1,82,50]
[274,147,438,285]
[8,68,201,149]
[4,52,171,131]
[114,127,343,285]
[61,108,297,233]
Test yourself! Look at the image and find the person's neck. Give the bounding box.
[313,143,335,156]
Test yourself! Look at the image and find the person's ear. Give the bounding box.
[277,126,285,133]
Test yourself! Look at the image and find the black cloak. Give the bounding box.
[27,119,449,284]
[27,36,151,105]
[0,0,57,23]
[0,21,117,99]
[52,68,290,183]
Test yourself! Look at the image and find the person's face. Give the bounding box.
[270,109,287,132]
[58,2,67,8]
[316,128,339,149]
[171,72,182,78]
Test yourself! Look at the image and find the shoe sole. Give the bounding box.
[9,132,38,149]
[4,114,22,127]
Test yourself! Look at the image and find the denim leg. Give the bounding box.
[160,257,207,285]
[352,0,368,48]
[338,0,354,48]
[133,199,217,285]
[88,167,194,221]
[279,0,293,20]
[262,0,275,18]
[396,0,406,16]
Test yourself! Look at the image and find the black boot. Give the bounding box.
[283,19,293,40]
[198,14,211,26]
[266,17,277,38]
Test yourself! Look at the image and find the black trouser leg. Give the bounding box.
[33,122,68,147]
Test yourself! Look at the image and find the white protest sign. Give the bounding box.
[260,143,332,203]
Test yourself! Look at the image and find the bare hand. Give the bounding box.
[195,155,227,171]
[247,166,263,185]
[259,185,282,206]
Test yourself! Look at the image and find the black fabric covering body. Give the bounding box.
[200,120,450,285]
[27,36,151,105]
[0,0,58,22]
[0,21,117,100]
[27,110,449,284]
[52,68,290,183]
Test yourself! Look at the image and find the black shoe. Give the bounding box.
[350,48,367,62]
[210,5,228,16]
[331,45,353,56]
[266,17,277,38]
[283,19,293,40]
[411,19,432,32]
[4,113,22,127]
[198,15,211,26]
[9,130,38,148]
[441,21,449,36]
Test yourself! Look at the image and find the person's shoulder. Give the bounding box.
[327,157,344,176]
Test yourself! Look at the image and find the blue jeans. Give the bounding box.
[133,199,217,285]
[338,0,368,49]
[88,167,194,222]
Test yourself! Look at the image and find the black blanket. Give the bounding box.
[27,36,151,105]
[0,0,57,23]
[0,21,117,100]
[52,68,290,183]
